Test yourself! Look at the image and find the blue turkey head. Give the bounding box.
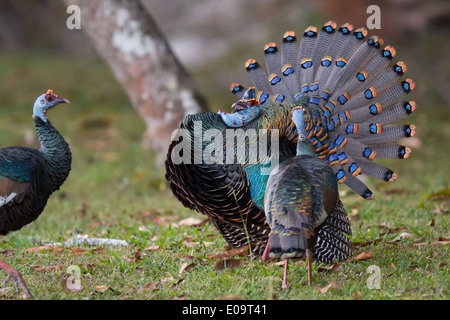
[219,87,267,127]
[33,89,70,122]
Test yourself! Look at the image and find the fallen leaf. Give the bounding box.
[138,226,150,232]
[137,209,166,217]
[391,232,413,242]
[354,251,373,261]
[427,219,436,226]
[91,248,107,254]
[207,252,228,260]
[430,240,449,247]
[70,247,87,254]
[31,264,67,272]
[132,249,144,263]
[178,262,195,275]
[318,263,342,273]
[412,242,427,247]
[178,217,206,227]
[169,294,187,300]
[95,285,113,293]
[169,278,185,288]
[214,259,245,271]
[410,265,422,273]
[318,281,342,293]
[375,223,407,236]
[431,204,448,215]
[26,246,65,253]
[352,239,382,247]
[144,245,160,252]
[183,241,214,248]
[137,283,158,295]
[0,250,13,257]
[225,245,250,258]
[353,291,361,300]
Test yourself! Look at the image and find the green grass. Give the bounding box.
[0,51,448,300]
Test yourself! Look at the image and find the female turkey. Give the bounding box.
[263,104,350,287]
[0,90,71,297]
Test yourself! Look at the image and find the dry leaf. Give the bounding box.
[431,204,448,215]
[138,226,150,232]
[207,252,227,260]
[178,217,205,227]
[137,282,158,295]
[430,240,449,247]
[214,259,245,271]
[70,247,87,254]
[31,264,67,272]
[392,232,412,242]
[427,219,436,226]
[26,246,65,253]
[95,285,113,293]
[354,251,373,261]
[91,248,107,254]
[0,250,13,257]
[133,248,144,263]
[352,239,382,247]
[144,245,160,252]
[318,281,342,293]
[178,262,195,275]
[183,241,214,248]
[225,245,250,258]
[318,263,342,273]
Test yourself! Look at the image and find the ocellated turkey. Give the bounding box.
[0,90,71,297]
[263,104,348,287]
[165,21,416,271]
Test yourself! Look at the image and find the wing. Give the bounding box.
[0,147,38,208]
[165,112,266,223]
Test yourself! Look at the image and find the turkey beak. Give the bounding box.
[59,98,71,104]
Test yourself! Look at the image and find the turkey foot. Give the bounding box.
[0,259,33,298]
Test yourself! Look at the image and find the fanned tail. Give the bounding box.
[232,21,416,199]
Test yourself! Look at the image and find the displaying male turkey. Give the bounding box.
[262,104,349,288]
[165,21,416,266]
[0,90,71,297]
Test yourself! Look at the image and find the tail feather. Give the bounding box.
[233,21,416,199]
[314,199,352,263]
[264,42,282,75]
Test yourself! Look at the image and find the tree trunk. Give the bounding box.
[65,0,209,162]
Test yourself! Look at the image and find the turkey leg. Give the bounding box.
[0,259,32,298]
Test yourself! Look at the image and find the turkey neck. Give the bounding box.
[291,108,315,157]
[33,116,72,191]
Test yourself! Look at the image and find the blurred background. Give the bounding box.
[0,0,448,236]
